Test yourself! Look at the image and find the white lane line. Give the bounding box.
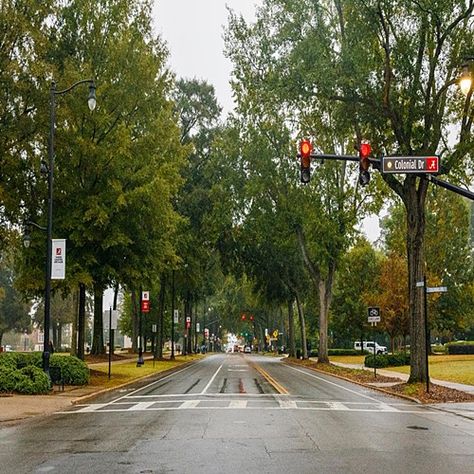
[200,363,223,394]
[327,402,348,411]
[75,403,109,413]
[128,402,155,411]
[97,359,205,408]
[285,364,389,403]
[125,393,276,398]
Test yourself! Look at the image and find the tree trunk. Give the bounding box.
[91,284,105,355]
[287,298,296,357]
[405,183,428,383]
[318,261,336,364]
[157,273,166,359]
[70,288,78,356]
[77,283,86,360]
[294,292,308,359]
[131,290,139,352]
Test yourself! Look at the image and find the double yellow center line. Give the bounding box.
[251,362,289,395]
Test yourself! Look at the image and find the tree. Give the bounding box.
[0,242,31,346]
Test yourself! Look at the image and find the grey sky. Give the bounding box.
[153,1,262,116]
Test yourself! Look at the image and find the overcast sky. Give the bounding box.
[151,1,381,243]
[152,1,262,116]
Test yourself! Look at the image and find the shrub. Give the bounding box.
[364,355,389,368]
[0,353,18,370]
[50,355,89,385]
[328,349,370,356]
[14,366,50,394]
[0,366,18,392]
[446,344,474,355]
[365,352,410,368]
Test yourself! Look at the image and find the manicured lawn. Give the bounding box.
[88,354,204,389]
[330,354,474,386]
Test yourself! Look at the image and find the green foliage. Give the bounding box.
[15,366,50,394]
[446,343,474,354]
[365,352,410,368]
[328,349,369,356]
[0,367,17,392]
[50,355,89,385]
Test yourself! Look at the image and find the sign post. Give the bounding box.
[367,307,381,379]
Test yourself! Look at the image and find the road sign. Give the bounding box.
[186,316,191,329]
[367,307,381,323]
[151,324,157,333]
[426,286,448,294]
[173,310,179,323]
[142,291,150,301]
[196,322,200,332]
[382,156,440,174]
[103,310,119,330]
[273,330,279,338]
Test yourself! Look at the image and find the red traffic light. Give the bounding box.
[241,313,246,321]
[250,315,254,321]
[359,142,371,159]
[300,140,312,158]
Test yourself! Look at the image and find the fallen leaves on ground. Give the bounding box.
[285,358,474,404]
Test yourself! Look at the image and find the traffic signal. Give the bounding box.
[299,139,312,184]
[241,313,246,321]
[250,315,254,321]
[358,142,371,186]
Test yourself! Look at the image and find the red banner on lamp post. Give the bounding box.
[141,300,150,313]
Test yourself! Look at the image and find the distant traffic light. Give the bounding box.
[299,139,312,184]
[250,315,254,321]
[241,313,246,321]
[358,142,371,186]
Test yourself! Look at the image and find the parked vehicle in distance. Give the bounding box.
[354,341,387,355]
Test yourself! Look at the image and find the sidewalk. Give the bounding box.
[330,361,474,395]
[0,354,194,425]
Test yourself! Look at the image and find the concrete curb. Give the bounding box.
[283,360,421,404]
[72,359,201,405]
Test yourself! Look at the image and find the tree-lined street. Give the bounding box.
[1,355,473,473]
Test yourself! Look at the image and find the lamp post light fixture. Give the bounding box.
[459,57,474,95]
[41,78,96,377]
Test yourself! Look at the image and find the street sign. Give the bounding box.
[273,330,279,338]
[367,307,381,323]
[151,324,157,333]
[426,286,448,294]
[141,300,150,313]
[173,309,179,323]
[382,156,440,174]
[142,291,150,301]
[103,310,119,330]
[196,322,200,332]
[186,316,191,329]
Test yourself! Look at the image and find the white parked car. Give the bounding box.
[354,341,387,355]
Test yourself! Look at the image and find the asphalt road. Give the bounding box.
[1,353,473,474]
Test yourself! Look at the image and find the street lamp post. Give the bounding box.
[459,56,474,95]
[42,79,96,377]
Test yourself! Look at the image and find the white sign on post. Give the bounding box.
[102,310,119,330]
[51,239,66,280]
[173,309,179,323]
[196,322,200,332]
[142,291,150,301]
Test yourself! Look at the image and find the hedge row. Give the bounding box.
[328,349,370,356]
[0,352,89,394]
[446,344,474,355]
[365,352,410,368]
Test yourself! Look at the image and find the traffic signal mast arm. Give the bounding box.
[297,152,381,169]
[424,174,474,201]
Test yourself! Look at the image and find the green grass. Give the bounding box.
[330,354,474,386]
[88,354,204,389]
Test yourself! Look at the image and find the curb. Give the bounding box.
[284,360,421,404]
[73,359,201,405]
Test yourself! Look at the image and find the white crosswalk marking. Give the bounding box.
[229,400,248,408]
[179,400,200,409]
[128,402,155,411]
[278,400,297,409]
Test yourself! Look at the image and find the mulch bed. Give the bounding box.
[85,353,133,364]
[285,358,474,404]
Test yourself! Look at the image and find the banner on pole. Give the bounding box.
[51,239,66,279]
